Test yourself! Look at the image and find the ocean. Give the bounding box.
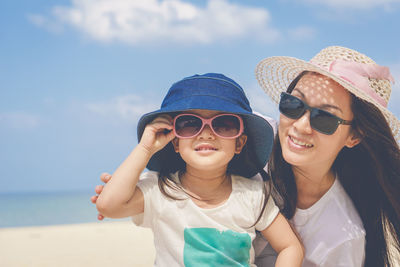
[0,191,112,228]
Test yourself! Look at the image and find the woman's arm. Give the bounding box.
[261,213,304,267]
[96,115,175,218]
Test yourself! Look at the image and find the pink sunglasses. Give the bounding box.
[173,113,244,139]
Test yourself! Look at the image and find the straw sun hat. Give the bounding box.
[255,46,399,142]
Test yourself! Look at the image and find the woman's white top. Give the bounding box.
[250,113,365,266]
[255,178,366,267]
[292,178,365,266]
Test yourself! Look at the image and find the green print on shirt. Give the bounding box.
[183,228,251,266]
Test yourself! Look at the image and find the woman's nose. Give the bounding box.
[292,111,313,134]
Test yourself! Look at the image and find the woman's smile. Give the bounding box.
[288,135,313,149]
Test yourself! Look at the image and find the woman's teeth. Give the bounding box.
[290,136,313,147]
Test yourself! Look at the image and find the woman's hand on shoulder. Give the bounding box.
[90,172,112,220]
[139,115,176,155]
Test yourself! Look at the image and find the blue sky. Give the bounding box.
[1,0,400,193]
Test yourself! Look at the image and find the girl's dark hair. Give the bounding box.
[269,71,400,266]
[157,119,272,227]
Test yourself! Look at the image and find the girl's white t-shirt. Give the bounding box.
[133,171,279,267]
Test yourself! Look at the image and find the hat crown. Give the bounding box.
[310,46,392,104]
[161,73,252,112]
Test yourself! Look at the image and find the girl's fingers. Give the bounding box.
[149,122,173,132]
[165,129,176,142]
[140,115,176,153]
[97,214,104,220]
[151,114,173,124]
[142,121,175,143]
[148,115,174,131]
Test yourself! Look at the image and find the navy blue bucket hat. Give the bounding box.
[137,73,274,178]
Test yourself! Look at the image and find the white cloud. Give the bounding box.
[0,112,41,129]
[31,0,280,45]
[85,94,159,122]
[288,26,316,41]
[299,0,400,9]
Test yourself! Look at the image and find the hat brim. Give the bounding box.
[137,95,274,178]
[255,56,400,141]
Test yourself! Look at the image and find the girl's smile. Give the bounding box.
[194,143,218,152]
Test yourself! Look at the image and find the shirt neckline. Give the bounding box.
[295,176,339,216]
[172,171,237,211]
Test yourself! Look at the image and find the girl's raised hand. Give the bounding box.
[139,115,176,155]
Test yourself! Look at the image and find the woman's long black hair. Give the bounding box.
[269,71,400,266]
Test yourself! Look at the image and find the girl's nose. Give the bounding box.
[292,111,313,134]
[197,124,215,139]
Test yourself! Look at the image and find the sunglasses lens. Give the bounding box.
[279,93,305,119]
[310,109,338,135]
[280,92,342,135]
[212,115,241,137]
[175,115,202,137]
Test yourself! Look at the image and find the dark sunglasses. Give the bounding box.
[173,113,244,139]
[279,92,352,135]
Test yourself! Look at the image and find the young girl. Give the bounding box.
[96,73,303,266]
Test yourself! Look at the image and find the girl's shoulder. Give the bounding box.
[138,171,185,199]
[139,171,160,182]
[136,171,160,194]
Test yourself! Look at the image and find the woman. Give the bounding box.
[255,46,400,266]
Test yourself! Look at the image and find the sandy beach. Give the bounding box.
[1,221,399,266]
[0,221,155,267]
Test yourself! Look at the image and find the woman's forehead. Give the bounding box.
[297,73,336,94]
[295,73,351,106]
